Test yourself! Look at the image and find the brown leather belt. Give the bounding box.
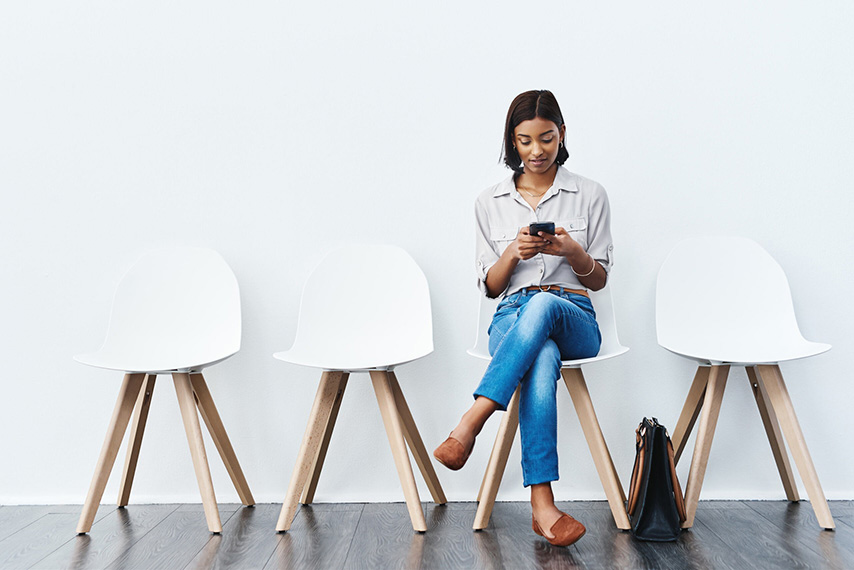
[524,285,589,298]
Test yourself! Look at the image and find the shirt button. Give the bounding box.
[570,224,574,229]
[540,267,544,273]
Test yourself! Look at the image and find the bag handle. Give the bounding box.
[666,436,687,522]
[626,421,646,516]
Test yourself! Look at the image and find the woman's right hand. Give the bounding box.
[507,227,546,261]
[484,227,546,297]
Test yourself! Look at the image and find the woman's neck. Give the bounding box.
[517,164,558,191]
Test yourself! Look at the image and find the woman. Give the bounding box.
[434,90,613,547]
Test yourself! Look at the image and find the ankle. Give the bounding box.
[455,412,485,439]
[449,423,475,448]
[530,483,555,509]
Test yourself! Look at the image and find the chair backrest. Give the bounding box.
[468,285,627,364]
[285,244,433,370]
[86,247,241,372]
[656,236,827,363]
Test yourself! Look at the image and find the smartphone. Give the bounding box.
[529,222,555,236]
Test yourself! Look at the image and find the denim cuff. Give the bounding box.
[523,471,559,488]
[471,389,511,412]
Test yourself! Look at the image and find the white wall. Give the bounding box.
[2,1,852,505]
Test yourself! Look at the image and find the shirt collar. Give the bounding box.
[492,166,579,197]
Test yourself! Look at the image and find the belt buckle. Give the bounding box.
[538,285,551,292]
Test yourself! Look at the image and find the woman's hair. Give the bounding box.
[501,90,568,173]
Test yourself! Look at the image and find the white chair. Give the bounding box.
[274,244,446,533]
[470,286,631,531]
[657,236,834,529]
[75,247,254,534]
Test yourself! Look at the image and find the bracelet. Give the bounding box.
[571,255,596,277]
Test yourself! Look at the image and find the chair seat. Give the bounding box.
[74,349,237,374]
[661,339,830,366]
[273,347,431,372]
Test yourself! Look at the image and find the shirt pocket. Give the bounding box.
[557,217,588,249]
[490,225,518,255]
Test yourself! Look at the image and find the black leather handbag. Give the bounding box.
[626,417,687,541]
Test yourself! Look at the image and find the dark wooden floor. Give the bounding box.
[0,501,851,569]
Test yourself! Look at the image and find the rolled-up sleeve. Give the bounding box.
[585,183,614,275]
[475,198,500,297]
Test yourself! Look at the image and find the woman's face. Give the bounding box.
[513,117,565,175]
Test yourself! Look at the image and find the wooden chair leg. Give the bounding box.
[388,371,447,505]
[562,368,631,530]
[173,373,221,533]
[301,372,349,505]
[276,371,343,532]
[370,370,427,532]
[476,439,498,503]
[672,366,710,465]
[190,373,255,506]
[77,373,146,534]
[117,374,156,507]
[682,365,729,528]
[746,366,799,502]
[473,386,520,530]
[756,365,835,530]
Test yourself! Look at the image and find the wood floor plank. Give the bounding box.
[340,502,412,570]
[103,506,242,570]
[837,516,854,532]
[420,503,503,569]
[0,505,115,570]
[185,504,284,570]
[744,500,854,569]
[0,513,82,569]
[697,501,832,569]
[176,503,241,514]
[0,505,114,543]
[266,503,363,570]
[342,503,478,570]
[669,511,758,570]
[30,504,180,570]
[0,506,55,542]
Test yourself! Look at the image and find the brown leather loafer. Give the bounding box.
[532,513,586,547]
[433,435,474,471]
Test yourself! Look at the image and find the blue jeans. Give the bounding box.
[473,289,601,487]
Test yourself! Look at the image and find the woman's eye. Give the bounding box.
[542,138,554,144]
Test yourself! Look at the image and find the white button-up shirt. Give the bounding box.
[475,166,614,298]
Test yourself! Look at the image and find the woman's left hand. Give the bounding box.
[537,227,584,259]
